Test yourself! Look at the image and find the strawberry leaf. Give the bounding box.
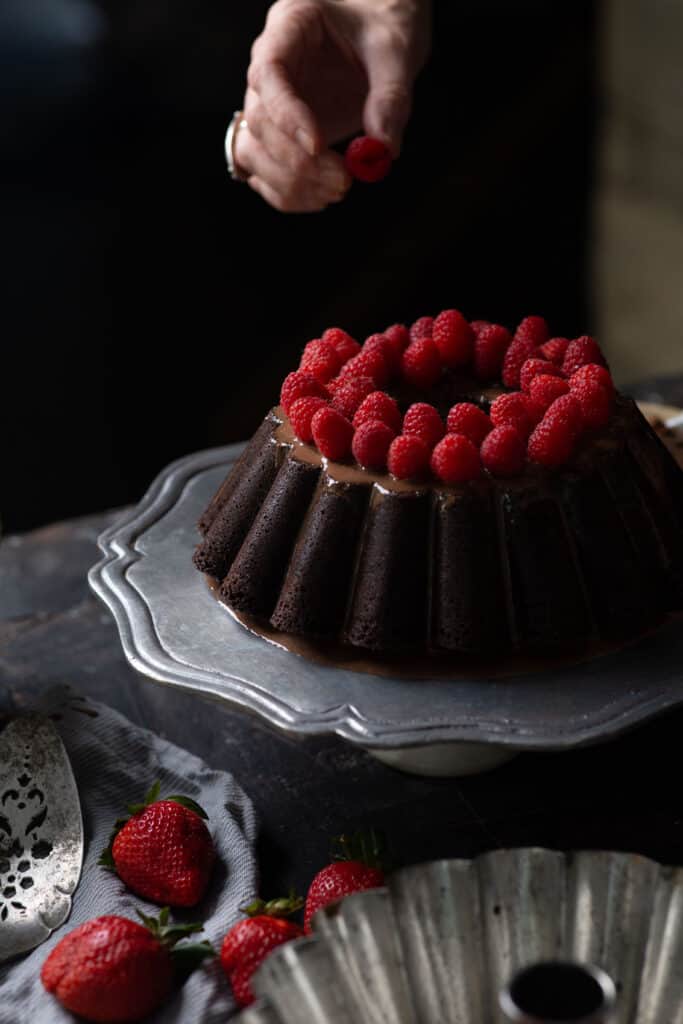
[241,898,266,917]
[171,941,216,982]
[331,828,389,871]
[127,779,161,815]
[136,908,160,932]
[136,907,205,948]
[166,795,209,820]
[98,815,131,873]
[145,780,161,804]
[97,847,116,870]
[241,891,304,919]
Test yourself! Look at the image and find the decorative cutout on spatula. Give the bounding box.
[0,716,83,961]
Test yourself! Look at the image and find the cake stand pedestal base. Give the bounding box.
[368,742,517,777]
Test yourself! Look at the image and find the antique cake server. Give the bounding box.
[0,714,83,961]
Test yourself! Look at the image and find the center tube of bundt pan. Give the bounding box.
[499,962,617,1023]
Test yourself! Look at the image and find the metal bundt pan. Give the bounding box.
[89,409,683,777]
[238,848,683,1024]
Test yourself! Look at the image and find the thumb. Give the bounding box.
[362,42,413,156]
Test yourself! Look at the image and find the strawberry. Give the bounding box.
[220,895,304,1007]
[41,908,213,1023]
[100,781,215,907]
[304,832,386,933]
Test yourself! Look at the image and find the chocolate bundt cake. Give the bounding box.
[194,314,683,658]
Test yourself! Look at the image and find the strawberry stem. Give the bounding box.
[135,908,215,982]
[128,780,161,815]
[331,828,388,871]
[166,795,209,820]
[241,891,304,919]
[136,907,207,949]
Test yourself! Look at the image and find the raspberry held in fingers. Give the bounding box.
[344,137,393,183]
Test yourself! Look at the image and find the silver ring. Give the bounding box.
[224,110,249,181]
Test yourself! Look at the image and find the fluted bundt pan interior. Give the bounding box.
[194,399,683,659]
[240,848,683,1024]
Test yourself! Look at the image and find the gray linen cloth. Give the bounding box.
[0,690,258,1023]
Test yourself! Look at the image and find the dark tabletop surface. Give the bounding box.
[2,375,683,899]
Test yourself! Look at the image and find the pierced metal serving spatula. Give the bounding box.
[0,714,83,961]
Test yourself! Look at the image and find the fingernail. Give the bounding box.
[320,167,348,194]
[295,128,316,156]
[380,128,400,158]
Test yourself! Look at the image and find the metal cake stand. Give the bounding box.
[89,414,683,778]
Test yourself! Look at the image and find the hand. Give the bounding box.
[233,0,431,212]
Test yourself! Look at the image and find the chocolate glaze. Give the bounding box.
[193,398,683,667]
[206,576,676,681]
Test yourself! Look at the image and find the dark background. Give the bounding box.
[1,0,597,533]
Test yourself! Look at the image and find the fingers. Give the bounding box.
[248,1,322,156]
[247,175,328,214]
[362,33,413,156]
[246,90,349,187]
[234,118,350,213]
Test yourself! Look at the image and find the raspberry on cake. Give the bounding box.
[330,376,376,419]
[544,393,584,438]
[300,338,343,383]
[481,424,526,477]
[539,337,569,364]
[501,316,548,388]
[289,396,329,443]
[528,415,576,467]
[514,315,550,345]
[387,434,431,480]
[280,371,329,416]
[432,309,474,367]
[363,333,401,375]
[490,392,539,437]
[570,377,613,429]
[528,374,570,412]
[194,308,683,661]
[520,358,563,393]
[383,324,410,355]
[409,316,434,342]
[562,336,606,376]
[311,406,353,460]
[401,337,442,390]
[569,363,614,394]
[446,403,492,445]
[352,419,396,469]
[474,324,511,381]
[353,391,402,433]
[323,327,360,363]
[431,434,481,484]
[339,347,391,387]
[403,403,445,448]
